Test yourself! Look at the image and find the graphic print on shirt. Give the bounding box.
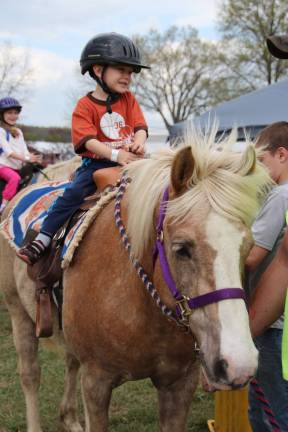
[100,111,133,148]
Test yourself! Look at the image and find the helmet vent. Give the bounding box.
[123,46,127,56]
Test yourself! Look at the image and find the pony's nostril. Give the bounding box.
[214,358,228,380]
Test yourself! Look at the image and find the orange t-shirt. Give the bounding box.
[72,91,148,159]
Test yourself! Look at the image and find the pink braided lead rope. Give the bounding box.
[250,378,280,431]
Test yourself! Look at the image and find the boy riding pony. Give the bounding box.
[17,32,150,265]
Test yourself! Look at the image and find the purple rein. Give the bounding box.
[153,186,246,322]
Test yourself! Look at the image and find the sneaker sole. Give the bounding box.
[16,251,33,265]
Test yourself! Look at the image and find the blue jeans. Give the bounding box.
[41,158,118,237]
[248,328,288,431]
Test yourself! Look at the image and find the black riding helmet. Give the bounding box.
[80,32,150,75]
[80,32,150,112]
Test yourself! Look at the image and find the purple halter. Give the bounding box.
[153,186,246,321]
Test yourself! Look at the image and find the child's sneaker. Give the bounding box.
[16,240,47,265]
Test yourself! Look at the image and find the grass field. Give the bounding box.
[0,299,214,432]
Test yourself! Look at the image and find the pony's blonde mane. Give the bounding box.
[126,125,272,258]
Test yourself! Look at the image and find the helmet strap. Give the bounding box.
[92,65,120,114]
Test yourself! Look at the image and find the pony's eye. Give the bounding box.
[173,243,193,259]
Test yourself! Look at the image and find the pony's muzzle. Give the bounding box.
[212,354,257,390]
[213,358,229,381]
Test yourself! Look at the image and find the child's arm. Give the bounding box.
[85,138,140,166]
[246,245,269,271]
[1,129,41,163]
[128,94,148,156]
[246,189,288,272]
[130,129,147,156]
[7,151,41,163]
[249,232,288,337]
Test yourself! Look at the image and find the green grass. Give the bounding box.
[0,300,214,431]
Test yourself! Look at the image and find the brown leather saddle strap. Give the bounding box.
[92,166,122,192]
[35,284,53,338]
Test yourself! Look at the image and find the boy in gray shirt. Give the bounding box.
[246,121,288,431]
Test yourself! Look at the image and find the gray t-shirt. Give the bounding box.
[247,182,288,329]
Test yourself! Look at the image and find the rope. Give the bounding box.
[114,173,189,332]
[250,378,281,431]
[36,167,51,181]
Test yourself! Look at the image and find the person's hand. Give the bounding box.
[117,149,140,166]
[29,153,43,164]
[129,141,145,156]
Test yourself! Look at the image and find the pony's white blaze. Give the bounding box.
[206,212,258,385]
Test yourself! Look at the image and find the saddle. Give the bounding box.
[26,166,122,338]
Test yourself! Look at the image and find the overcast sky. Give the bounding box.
[0,0,220,132]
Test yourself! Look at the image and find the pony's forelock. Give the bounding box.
[126,126,272,259]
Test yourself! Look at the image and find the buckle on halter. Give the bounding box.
[157,230,164,243]
[176,296,192,321]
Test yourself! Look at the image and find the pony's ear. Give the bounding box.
[236,145,256,176]
[171,147,195,195]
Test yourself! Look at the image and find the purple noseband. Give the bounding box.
[153,186,246,321]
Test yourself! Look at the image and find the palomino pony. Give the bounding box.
[0,128,271,432]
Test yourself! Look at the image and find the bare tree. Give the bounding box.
[133,26,221,131]
[0,41,34,100]
[217,0,288,92]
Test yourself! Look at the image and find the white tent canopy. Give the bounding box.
[170,78,288,141]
